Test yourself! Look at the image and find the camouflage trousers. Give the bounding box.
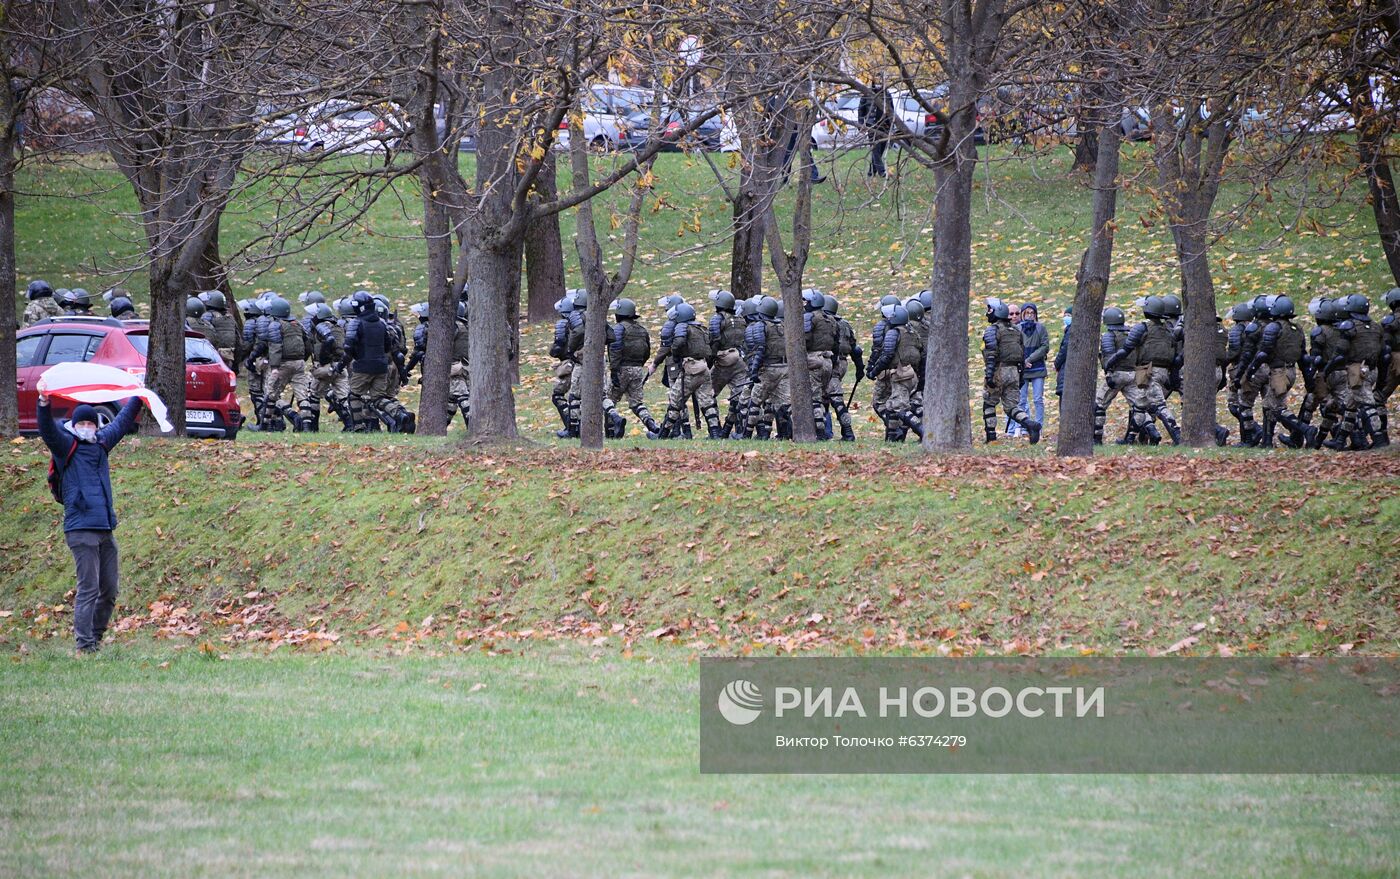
[745,364,789,431]
[566,358,619,426]
[447,360,471,424]
[661,357,718,434]
[805,352,834,434]
[309,364,351,429]
[1138,365,1181,436]
[263,360,312,429]
[983,365,1029,439]
[1094,370,1148,441]
[608,364,655,426]
[551,360,574,427]
[1343,364,1383,436]
[349,370,410,431]
[824,359,854,434]
[711,350,749,431]
[1258,365,1296,413]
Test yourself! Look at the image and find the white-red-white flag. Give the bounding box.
[37,362,175,433]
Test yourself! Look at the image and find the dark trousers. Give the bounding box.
[869,138,888,176]
[66,529,119,650]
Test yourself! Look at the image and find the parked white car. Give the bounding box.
[556,84,649,152]
[811,91,864,150]
[289,100,408,154]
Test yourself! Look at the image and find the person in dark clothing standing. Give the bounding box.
[858,78,894,177]
[1053,305,1072,405]
[37,393,143,653]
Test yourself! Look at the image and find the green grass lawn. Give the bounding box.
[2,644,1397,879]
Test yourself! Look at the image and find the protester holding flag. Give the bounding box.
[36,364,162,654]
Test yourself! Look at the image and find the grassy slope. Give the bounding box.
[2,646,1398,879]
[3,439,1395,655]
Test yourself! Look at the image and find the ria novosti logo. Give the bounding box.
[717,679,763,725]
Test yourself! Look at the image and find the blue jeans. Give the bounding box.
[1006,376,1045,433]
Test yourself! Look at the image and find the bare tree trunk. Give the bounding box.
[0,52,17,437]
[144,266,186,436]
[1072,121,1099,172]
[418,178,455,435]
[1355,88,1400,286]
[464,241,520,443]
[764,105,817,443]
[1176,227,1218,446]
[730,184,765,299]
[525,154,566,322]
[1058,116,1123,456]
[922,151,977,450]
[193,226,229,295]
[576,286,609,449]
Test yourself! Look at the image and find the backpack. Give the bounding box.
[47,438,79,504]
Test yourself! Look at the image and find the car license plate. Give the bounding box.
[186,409,215,424]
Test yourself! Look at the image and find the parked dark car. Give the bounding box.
[621,105,725,152]
[17,316,243,439]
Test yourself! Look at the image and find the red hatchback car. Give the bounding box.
[17,316,243,439]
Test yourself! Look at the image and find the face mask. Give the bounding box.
[74,425,97,442]
[1063,316,1072,328]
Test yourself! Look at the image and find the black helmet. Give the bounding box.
[26,279,53,300]
[1229,302,1254,322]
[109,296,136,317]
[657,293,684,310]
[674,302,697,322]
[1161,295,1182,318]
[709,289,735,312]
[888,304,910,327]
[879,294,901,307]
[918,289,933,310]
[266,296,292,319]
[238,298,263,318]
[67,288,92,308]
[1385,287,1400,310]
[822,296,839,315]
[1142,295,1167,319]
[351,290,375,316]
[1315,300,1339,324]
[1306,296,1331,320]
[312,303,335,322]
[186,296,206,319]
[1343,293,1370,317]
[335,297,356,318]
[610,298,638,319]
[554,296,574,314]
[737,298,758,319]
[1269,295,1295,318]
[569,289,589,309]
[775,300,786,320]
[371,294,391,316]
[459,282,471,303]
[802,288,825,311]
[757,296,779,318]
[903,297,925,321]
[1250,295,1273,318]
[1102,306,1126,326]
[199,290,227,310]
[298,290,325,306]
[985,298,1010,322]
[409,302,429,320]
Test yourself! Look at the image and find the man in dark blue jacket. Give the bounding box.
[38,393,143,653]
